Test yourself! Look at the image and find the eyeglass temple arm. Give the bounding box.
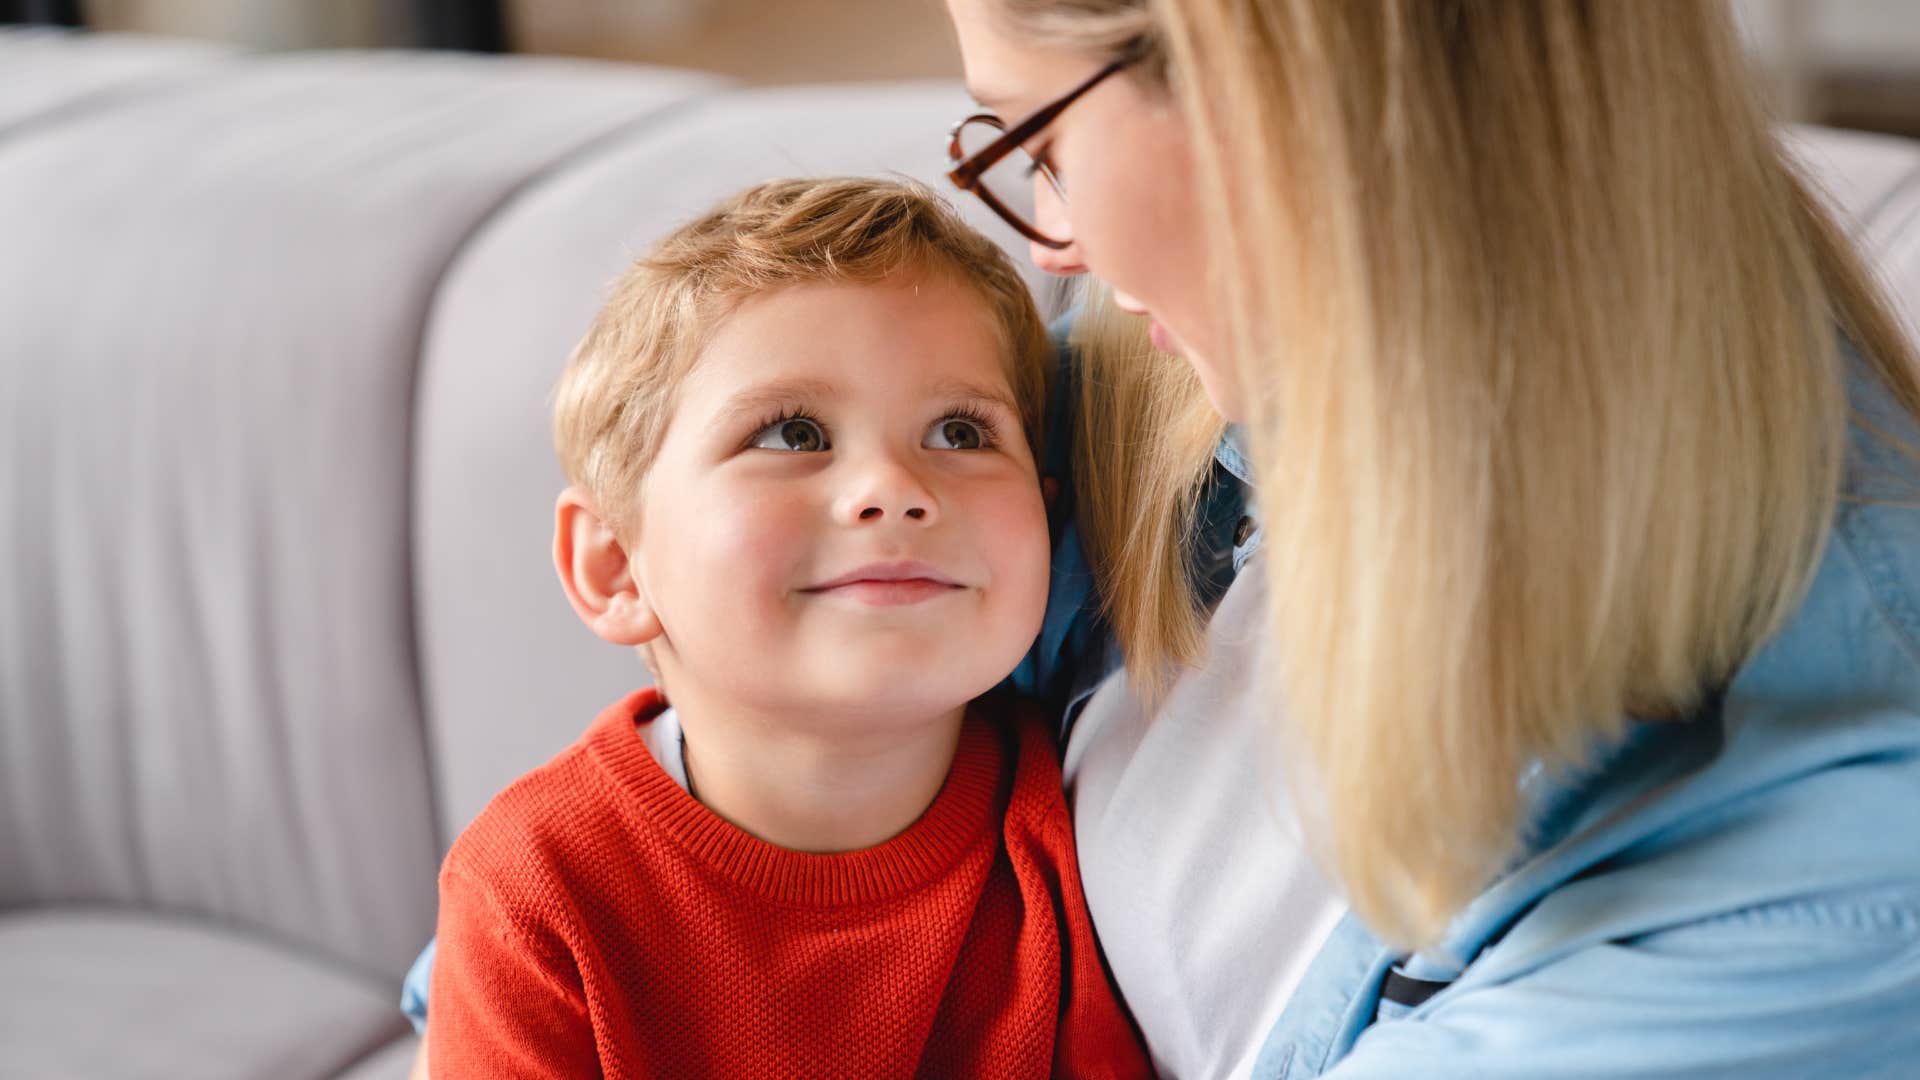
[948,49,1141,188]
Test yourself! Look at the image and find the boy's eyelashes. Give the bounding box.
[740,405,1006,455]
[925,406,996,451]
[749,411,829,452]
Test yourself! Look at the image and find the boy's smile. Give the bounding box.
[623,274,1051,730]
[800,560,967,606]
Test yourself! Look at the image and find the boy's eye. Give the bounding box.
[924,417,988,451]
[751,417,829,452]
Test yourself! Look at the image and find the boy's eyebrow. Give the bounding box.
[716,375,1021,426]
[714,377,840,426]
[930,377,1022,419]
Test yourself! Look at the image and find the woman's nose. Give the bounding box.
[1031,237,1087,276]
[1029,181,1086,276]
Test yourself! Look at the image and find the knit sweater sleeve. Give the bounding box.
[427,865,599,1078]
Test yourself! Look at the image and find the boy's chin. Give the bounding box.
[789,671,1007,726]
[802,637,1023,700]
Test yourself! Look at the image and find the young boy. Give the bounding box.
[425,177,1150,1078]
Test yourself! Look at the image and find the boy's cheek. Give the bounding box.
[978,479,1050,553]
[641,497,808,647]
[680,487,808,570]
[968,486,1051,620]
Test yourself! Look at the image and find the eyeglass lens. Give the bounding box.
[954,117,1068,245]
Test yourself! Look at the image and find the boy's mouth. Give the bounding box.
[800,562,965,606]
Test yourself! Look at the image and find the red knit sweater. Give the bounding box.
[428,688,1151,1078]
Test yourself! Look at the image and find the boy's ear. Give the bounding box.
[554,485,663,647]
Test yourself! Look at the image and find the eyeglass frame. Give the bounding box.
[945,44,1147,250]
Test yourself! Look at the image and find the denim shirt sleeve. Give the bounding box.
[400,936,434,1033]
[1002,319,1112,721]
[1319,901,1920,1079]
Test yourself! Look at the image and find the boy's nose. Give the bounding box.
[835,460,939,527]
[846,493,936,525]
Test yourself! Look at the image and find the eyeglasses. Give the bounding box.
[945,46,1144,250]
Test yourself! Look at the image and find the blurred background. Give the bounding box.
[0,0,1915,135]
[1738,0,1920,137]
[3,0,965,82]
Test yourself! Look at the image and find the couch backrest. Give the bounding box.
[1789,126,1920,337]
[0,31,723,980]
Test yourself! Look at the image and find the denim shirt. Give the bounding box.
[1253,348,1920,1078]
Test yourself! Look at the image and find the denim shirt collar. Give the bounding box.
[1216,423,1257,486]
[1214,425,1263,571]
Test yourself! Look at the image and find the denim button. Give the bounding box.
[1233,514,1257,547]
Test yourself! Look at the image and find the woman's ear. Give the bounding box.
[553,485,664,646]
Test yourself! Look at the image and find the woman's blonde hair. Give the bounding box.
[553,176,1052,537]
[1067,284,1225,699]
[996,0,1920,949]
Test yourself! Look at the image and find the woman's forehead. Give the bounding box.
[946,0,1089,112]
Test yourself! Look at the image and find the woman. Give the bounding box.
[410,2,1920,1075]
[946,0,1920,1076]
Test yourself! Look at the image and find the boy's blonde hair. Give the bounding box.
[997,0,1920,950]
[553,176,1052,535]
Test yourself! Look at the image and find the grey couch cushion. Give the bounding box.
[333,1035,423,1080]
[0,39,726,980]
[1787,126,1920,333]
[412,81,1052,843]
[0,908,406,1080]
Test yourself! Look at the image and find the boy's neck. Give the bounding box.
[664,689,970,854]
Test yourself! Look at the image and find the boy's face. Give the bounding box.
[627,275,1050,723]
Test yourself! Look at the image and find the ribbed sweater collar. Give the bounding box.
[582,688,1008,908]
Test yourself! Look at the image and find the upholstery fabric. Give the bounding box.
[0,40,722,979]
[0,28,236,134]
[0,908,408,1080]
[332,1035,423,1080]
[1789,125,1920,332]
